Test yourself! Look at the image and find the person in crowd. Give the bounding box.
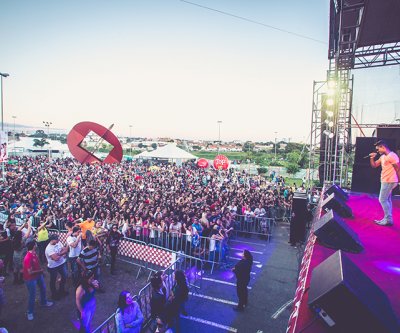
[77,239,104,293]
[106,224,122,275]
[165,269,189,332]
[232,249,253,311]
[150,275,167,320]
[115,290,144,333]
[36,216,53,263]
[76,270,99,333]
[23,240,53,320]
[369,139,400,226]
[155,315,174,333]
[77,210,97,246]
[12,220,32,284]
[67,226,82,287]
[45,233,69,300]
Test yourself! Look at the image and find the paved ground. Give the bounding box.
[179,222,300,333]
[1,221,299,333]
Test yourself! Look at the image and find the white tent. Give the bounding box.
[133,143,197,165]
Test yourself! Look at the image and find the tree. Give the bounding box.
[257,167,268,175]
[151,143,158,150]
[33,138,49,147]
[242,141,254,152]
[286,163,300,177]
[30,130,47,138]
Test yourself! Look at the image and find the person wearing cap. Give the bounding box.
[369,139,400,226]
[45,233,69,300]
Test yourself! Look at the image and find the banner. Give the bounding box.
[0,131,8,163]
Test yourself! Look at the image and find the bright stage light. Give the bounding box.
[327,80,336,89]
[326,98,334,106]
[327,88,335,96]
[326,111,334,118]
[323,130,334,139]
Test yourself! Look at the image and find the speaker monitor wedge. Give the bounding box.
[308,250,399,333]
[313,210,363,253]
[325,184,349,202]
[322,193,353,218]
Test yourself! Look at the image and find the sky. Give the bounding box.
[1,0,399,142]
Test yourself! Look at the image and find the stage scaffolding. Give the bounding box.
[309,0,400,188]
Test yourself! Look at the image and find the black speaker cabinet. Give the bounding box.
[308,250,399,333]
[289,192,311,245]
[354,137,378,164]
[351,163,381,194]
[376,126,400,153]
[322,193,353,218]
[314,210,363,253]
[325,184,349,202]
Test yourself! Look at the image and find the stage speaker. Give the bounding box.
[322,193,353,218]
[354,137,377,164]
[308,250,399,333]
[313,210,363,253]
[289,192,311,245]
[376,126,400,154]
[325,184,349,202]
[351,163,381,194]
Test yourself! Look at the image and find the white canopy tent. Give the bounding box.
[133,143,197,165]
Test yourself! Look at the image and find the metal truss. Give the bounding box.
[352,42,400,68]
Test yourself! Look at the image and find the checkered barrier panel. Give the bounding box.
[118,239,173,268]
[49,229,68,244]
[48,230,173,269]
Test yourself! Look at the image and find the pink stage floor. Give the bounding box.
[288,193,400,333]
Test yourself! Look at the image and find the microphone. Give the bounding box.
[364,153,379,159]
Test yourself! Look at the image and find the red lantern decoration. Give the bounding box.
[197,158,209,169]
[213,155,229,170]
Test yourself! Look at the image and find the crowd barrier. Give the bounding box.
[48,230,176,280]
[233,214,275,240]
[93,255,204,333]
[2,213,272,272]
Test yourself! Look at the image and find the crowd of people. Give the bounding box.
[0,156,299,331]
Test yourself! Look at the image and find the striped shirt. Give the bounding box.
[78,246,99,270]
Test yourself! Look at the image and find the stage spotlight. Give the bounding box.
[324,120,334,127]
[327,80,336,89]
[326,111,334,118]
[326,98,334,106]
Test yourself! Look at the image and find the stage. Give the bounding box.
[287,192,400,333]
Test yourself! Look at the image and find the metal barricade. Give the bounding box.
[126,228,225,273]
[93,255,204,333]
[234,214,274,241]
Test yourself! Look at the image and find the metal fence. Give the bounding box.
[92,255,204,333]
[233,214,275,240]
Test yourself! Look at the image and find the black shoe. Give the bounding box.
[233,306,244,312]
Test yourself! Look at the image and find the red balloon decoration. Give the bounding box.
[213,155,229,170]
[197,158,209,168]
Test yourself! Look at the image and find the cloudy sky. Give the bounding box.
[1,0,399,142]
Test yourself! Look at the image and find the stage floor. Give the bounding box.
[289,192,400,333]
